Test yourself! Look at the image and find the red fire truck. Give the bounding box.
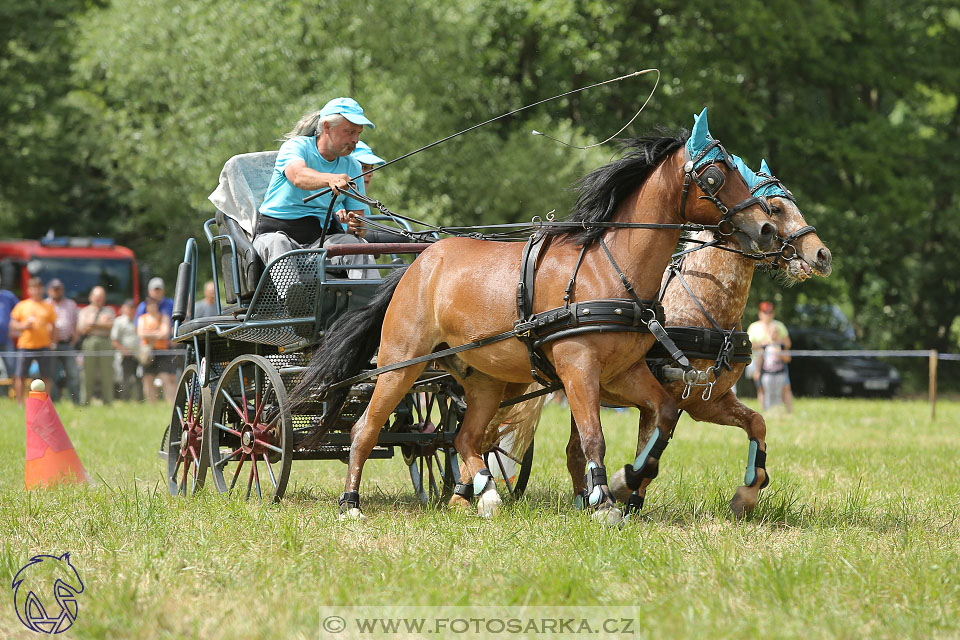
[0,236,140,308]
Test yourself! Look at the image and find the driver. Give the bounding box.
[255,97,376,278]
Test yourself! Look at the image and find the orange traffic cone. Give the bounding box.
[25,380,88,489]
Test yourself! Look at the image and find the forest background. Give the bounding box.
[2,0,959,357]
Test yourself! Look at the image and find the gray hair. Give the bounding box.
[283,112,346,139]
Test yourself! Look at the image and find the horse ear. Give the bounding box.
[760,159,773,176]
[687,107,711,155]
[731,154,759,190]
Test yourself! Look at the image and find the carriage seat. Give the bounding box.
[208,151,278,304]
[216,209,263,304]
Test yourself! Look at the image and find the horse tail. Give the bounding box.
[291,266,407,445]
[480,383,547,464]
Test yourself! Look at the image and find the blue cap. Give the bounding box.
[319,97,375,129]
[350,141,385,165]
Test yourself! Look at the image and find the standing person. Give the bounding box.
[45,278,81,404]
[135,277,174,322]
[748,300,794,412]
[111,299,142,400]
[0,275,18,385]
[137,298,174,403]
[9,277,57,404]
[76,286,116,405]
[193,281,218,318]
[135,276,183,379]
[254,97,375,277]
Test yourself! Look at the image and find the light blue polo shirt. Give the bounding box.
[259,136,370,221]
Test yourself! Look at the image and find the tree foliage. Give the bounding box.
[2,0,958,351]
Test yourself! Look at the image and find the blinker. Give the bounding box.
[699,166,725,196]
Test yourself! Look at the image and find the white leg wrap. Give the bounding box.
[337,507,366,521]
[477,485,502,519]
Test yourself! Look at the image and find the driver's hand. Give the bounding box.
[345,212,366,238]
[328,173,351,195]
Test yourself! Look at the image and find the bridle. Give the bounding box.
[679,139,770,234]
[750,171,816,269]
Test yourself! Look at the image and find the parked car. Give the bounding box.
[787,328,901,398]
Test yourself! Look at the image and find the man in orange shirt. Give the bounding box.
[9,277,58,404]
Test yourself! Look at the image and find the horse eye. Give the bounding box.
[770,204,782,215]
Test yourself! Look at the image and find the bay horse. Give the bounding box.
[295,109,778,520]
[561,156,833,518]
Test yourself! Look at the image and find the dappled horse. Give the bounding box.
[294,110,777,521]
[563,156,833,518]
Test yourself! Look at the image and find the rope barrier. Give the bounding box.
[0,349,185,358]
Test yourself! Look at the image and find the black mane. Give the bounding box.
[545,131,689,246]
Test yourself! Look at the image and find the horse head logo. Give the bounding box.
[12,553,84,634]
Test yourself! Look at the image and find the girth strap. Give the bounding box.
[516,232,561,386]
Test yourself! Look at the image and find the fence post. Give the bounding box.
[929,349,938,421]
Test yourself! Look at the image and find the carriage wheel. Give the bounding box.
[164,364,207,496]
[206,354,293,502]
[400,388,460,504]
[484,436,535,499]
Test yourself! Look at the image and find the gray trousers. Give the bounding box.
[253,232,376,279]
[759,370,788,410]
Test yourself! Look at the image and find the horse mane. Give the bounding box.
[546,130,689,246]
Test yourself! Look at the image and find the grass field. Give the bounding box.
[2,396,959,639]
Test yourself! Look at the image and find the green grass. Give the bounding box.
[2,397,959,639]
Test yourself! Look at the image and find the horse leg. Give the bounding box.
[566,415,588,505]
[449,374,508,518]
[684,391,769,518]
[555,358,624,526]
[605,367,680,516]
[340,363,428,519]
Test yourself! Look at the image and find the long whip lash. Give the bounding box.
[303,68,660,203]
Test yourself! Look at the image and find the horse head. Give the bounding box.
[758,159,832,278]
[734,157,833,280]
[682,108,778,253]
[12,553,85,634]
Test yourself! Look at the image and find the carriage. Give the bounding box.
[159,152,533,503]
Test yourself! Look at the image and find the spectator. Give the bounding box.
[747,300,794,412]
[10,277,57,404]
[45,278,81,404]
[135,277,174,322]
[137,298,175,403]
[77,286,116,405]
[0,274,18,383]
[111,299,142,400]
[193,280,218,318]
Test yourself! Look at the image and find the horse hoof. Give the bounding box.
[447,495,472,511]
[729,486,758,519]
[608,468,633,503]
[477,487,502,519]
[591,505,624,528]
[338,507,366,521]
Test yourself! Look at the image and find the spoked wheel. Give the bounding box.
[399,387,461,504]
[164,364,208,496]
[206,354,293,502]
[484,433,535,499]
